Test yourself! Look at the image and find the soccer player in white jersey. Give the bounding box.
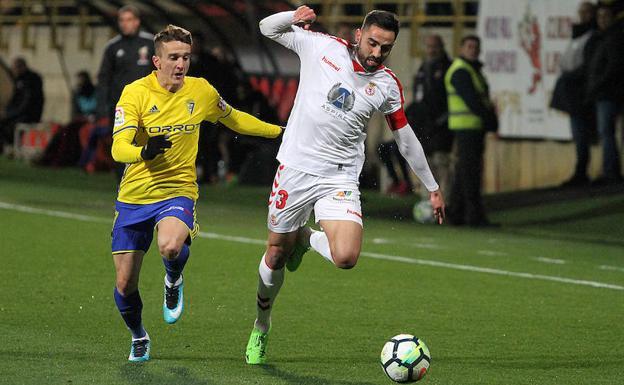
[245,6,445,364]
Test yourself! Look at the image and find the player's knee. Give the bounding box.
[332,250,359,269]
[158,240,182,260]
[116,279,138,296]
[265,245,289,269]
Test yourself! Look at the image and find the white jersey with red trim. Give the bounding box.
[260,12,408,182]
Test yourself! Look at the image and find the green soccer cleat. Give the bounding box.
[286,227,311,272]
[245,327,270,365]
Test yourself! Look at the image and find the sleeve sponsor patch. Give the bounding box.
[114,107,125,127]
[217,97,228,112]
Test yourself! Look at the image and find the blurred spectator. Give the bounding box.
[377,140,412,195]
[72,71,97,120]
[408,34,453,198]
[206,46,244,105]
[37,120,83,167]
[97,5,154,179]
[586,2,623,185]
[445,35,498,227]
[226,81,280,185]
[188,34,221,184]
[552,1,597,187]
[188,41,248,184]
[0,57,44,154]
[335,22,355,43]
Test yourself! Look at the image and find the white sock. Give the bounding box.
[310,230,334,264]
[254,254,284,333]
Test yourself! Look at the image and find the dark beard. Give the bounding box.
[362,56,381,71]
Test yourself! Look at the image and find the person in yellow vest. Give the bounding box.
[444,35,498,227]
[110,24,282,362]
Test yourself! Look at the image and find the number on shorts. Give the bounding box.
[275,190,289,209]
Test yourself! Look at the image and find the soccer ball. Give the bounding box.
[412,200,434,224]
[380,334,431,383]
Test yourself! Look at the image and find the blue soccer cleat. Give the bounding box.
[163,275,184,324]
[128,334,150,362]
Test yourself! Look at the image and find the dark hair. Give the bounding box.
[361,10,399,37]
[13,57,27,69]
[118,5,140,19]
[460,34,481,46]
[154,24,193,55]
[76,70,95,96]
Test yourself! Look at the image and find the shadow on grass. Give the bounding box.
[259,364,379,385]
[120,364,213,385]
[118,361,380,385]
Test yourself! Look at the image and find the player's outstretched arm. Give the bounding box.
[392,124,446,224]
[218,107,282,139]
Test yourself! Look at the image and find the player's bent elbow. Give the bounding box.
[111,149,123,163]
[258,22,274,38]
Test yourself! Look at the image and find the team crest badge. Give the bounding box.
[365,82,376,96]
[327,83,355,112]
[187,100,195,115]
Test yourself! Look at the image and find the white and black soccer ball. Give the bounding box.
[380,334,431,383]
[412,200,434,224]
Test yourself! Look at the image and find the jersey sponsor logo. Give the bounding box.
[347,209,362,218]
[158,205,190,216]
[146,123,200,134]
[187,100,195,115]
[333,190,356,202]
[137,46,150,66]
[327,82,355,112]
[322,56,341,71]
[148,105,160,114]
[365,82,377,96]
[217,97,227,112]
[114,107,125,127]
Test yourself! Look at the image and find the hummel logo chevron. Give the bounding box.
[149,105,160,113]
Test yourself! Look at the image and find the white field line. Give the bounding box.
[533,257,567,265]
[1,201,623,291]
[477,250,509,257]
[599,265,624,273]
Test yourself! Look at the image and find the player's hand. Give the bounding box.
[429,189,445,225]
[293,5,316,30]
[141,134,172,160]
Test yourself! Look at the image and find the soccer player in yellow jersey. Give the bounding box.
[110,25,282,362]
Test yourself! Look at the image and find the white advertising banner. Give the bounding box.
[478,0,580,139]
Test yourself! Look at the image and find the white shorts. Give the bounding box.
[267,165,363,233]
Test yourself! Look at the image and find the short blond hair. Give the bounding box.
[154,24,192,55]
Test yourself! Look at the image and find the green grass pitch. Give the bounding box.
[1,158,623,385]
